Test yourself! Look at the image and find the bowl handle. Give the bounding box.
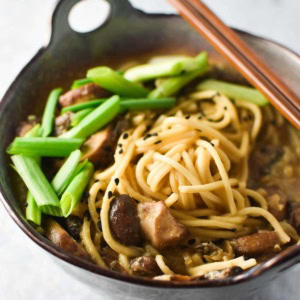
[49,0,137,44]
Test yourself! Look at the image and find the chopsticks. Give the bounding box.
[167,0,300,130]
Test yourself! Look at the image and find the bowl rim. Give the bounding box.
[0,0,300,289]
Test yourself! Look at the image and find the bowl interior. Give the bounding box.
[0,0,300,289]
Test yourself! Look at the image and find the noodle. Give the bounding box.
[81,74,293,279]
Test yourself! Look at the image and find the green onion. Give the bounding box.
[60,95,120,139]
[197,79,269,106]
[11,155,60,209]
[8,137,84,157]
[63,97,175,114]
[120,97,176,112]
[124,60,187,82]
[60,162,94,217]
[71,108,94,127]
[148,52,209,98]
[40,88,63,137]
[71,78,93,89]
[51,150,82,195]
[40,206,63,217]
[24,124,41,138]
[124,53,206,82]
[74,159,89,175]
[87,67,149,97]
[25,191,42,225]
[61,99,106,113]
[23,124,42,223]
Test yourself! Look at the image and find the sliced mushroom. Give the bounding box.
[59,83,110,107]
[248,145,283,185]
[130,256,162,277]
[101,246,126,273]
[288,202,300,233]
[44,219,91,262]
[137,201,188,249]
[64,215,83,241]
[264,185,287,221]
[231,232,280,256]
[109,195,143,246]
[54,112,73,136]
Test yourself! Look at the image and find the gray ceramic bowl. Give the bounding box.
[0,1,299,299]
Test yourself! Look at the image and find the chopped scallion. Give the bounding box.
[40,88,63,137]
[8,137,84,157]
[60,162,94,217]
[51,149,82,195]
[87,67,149,97]
[197,79,269,106]
[60,95,120,139]
[71,108,94,127]
[11,155,60,209]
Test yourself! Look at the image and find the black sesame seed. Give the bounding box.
[114,178,120,185]
[216,92,221,96]
[185,115,191,119]
[97,220,102,231]
[210,142,215,147]
[224,106,228,110]
[123,133,129,139]
[188,239,196,245]
[208,118,214,122]
[198,116,202,120]
[197,129,202,132]
[119,149,123,154]
[108,191,113,198]
[231,228,237,232]
[99,189,104,194]
[152,133,158,136]
[143,133,152,140]
[154,140,162,144]
[24,203,28,207]
[96,208,101,214]
[118,143,122,147]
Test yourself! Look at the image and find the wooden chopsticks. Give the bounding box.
[167,0,300,130]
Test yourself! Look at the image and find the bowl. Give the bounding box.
[0,1,299,299]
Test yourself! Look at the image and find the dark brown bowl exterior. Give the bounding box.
[0,0,299,299]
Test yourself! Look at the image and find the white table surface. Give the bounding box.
[0,1,299,299]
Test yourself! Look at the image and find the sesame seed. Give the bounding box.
[118,143,122,147]
[114,178,120,185]
[154,140,162,144]
[24,203,28,207]
[231,228,237,232]
[197,129,202,132]
[185,115,190,119]
[119,149,123,154]
[210,142,215,147]
[188,239,196,245]
[108,191,113,198]
[123,133,129,139]
[224,106,227,110]
[152,133,158,136]
[143,133,152,140]
[198,116,202,120]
